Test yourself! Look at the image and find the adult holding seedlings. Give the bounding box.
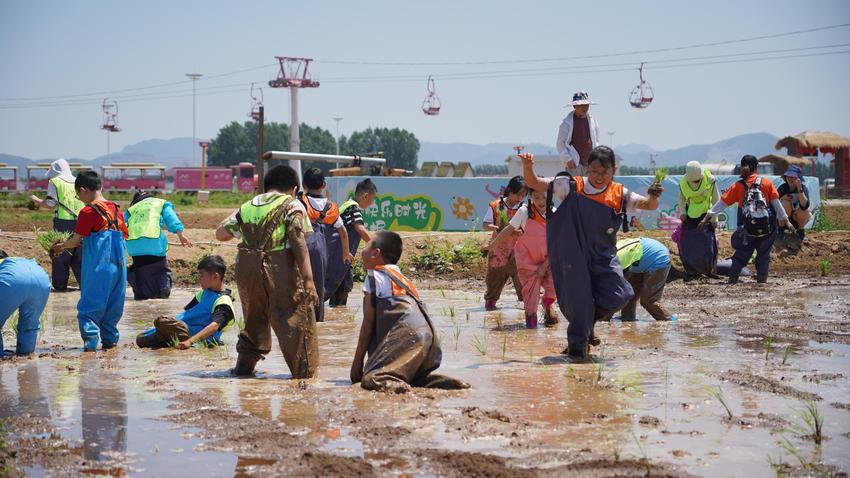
[702,155,790,284]
[556,91,601,177]
[522,146,664,360]
[677,161,720,280]
[28,158,85,291]
[216,165,319,378]
[614,237,675,322]
[51,170,129,351]
[124,190,193,300]
[482,176,527,311]
[0,249,51,357]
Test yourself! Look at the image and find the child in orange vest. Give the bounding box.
[350,231,469,392]
[521,147,663,360]
[482,176,527,310]
[489,189,556,329]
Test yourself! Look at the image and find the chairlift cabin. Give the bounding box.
[248,83,264,121]
[628,63,654,109]
[422,76,441,116]
[101,98,121,132]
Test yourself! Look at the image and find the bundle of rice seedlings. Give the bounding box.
[37,230,71,255]
[654,167,668,183]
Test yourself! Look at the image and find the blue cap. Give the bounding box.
[784,165,804,178]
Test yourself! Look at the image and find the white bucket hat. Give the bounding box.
[569,91,597,106]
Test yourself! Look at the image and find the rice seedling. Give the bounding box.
[615,370,644,393]
[820,258,830,277]
[36,230,71,254]
[440,289,446,298]
[449,305,456,319]
[788,401,825,445]
[595,349,606,385]
[654,167,668,183]
[631,430,649,466]
[7,311,19,334]
[493,313,504,331]
[501,334,507,361]
[453,323,462,350]
[465,311,470,322]
[165,335,182,349]
[707,385,733,419]
[764,337,773,361]
[782,345,793,365]
[471,334,488,356]
[777,436,808,468]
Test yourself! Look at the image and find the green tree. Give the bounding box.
[207,121,253,167]
[342,127,420,171]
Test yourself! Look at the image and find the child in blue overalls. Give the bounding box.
[136,255,235,349]
[52,171,128,352]
[0,250,52,357]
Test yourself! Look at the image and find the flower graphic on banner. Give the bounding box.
[656,207,681,231]
[451,196,474,220]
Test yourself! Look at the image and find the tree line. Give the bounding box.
[207,121,420,173]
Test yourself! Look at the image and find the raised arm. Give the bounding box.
[520,153,549,193]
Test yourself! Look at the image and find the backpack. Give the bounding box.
[740,178,772,237]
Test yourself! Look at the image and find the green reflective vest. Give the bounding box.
[339,198,358,215]
[616,238,643,270]
[239,192,293,251]
[127,197,167,241]
[50,177,85,221]
[679,169,715,219]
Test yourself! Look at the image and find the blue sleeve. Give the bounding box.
[123,209,130,223]
[161,201,184,233]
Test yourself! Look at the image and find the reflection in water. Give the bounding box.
[79,356,127,461]
[0,361,51,418]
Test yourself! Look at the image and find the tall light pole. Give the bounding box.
[186,73,203,166]
[332,117,343,155]
[607,131,615,148]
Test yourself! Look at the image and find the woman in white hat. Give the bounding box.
[556,91,600,176]
[677,161,720,280]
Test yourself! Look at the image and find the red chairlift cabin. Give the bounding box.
[248,83,264,121]
[628,63,655,109]
[422,76,441,116]
[101,98,121,132]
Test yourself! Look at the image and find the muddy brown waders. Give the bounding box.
[233,198,319,378]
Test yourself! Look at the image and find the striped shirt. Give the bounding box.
[341,203,365,229]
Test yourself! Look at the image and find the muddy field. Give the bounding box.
[1,272,849,477]
[2,202,850,477]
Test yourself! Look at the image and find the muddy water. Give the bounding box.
[2,280,850,476]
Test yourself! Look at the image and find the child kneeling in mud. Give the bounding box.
[136,255,235,349]
[350,231,469,392]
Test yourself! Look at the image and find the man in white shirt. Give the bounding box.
[556,91,601,177]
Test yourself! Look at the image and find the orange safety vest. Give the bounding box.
[374,265,420,299]
[300,193,340,225]
[574,176,626,213]
[488,198,520,228]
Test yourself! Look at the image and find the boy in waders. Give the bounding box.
[489,189,556,329]
[124,190,193,300]
[614,237,674,322]
[328,178,377,307]
[136,255,235,349]
[215,165,319,378]
[702,155,790,284]
[0,250,51,357]
[29,158,85,291]
[677,161,720,280]
[299,168,354,322]
[482,176,527,311]
[52,171,128,351]
[350,231,469,392]
[521,146,664,360]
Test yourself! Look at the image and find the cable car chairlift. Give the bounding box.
[421,76,441,116]
[628,63,654,109]
[249,83,264,121]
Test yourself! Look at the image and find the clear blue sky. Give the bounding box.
[1,0,849,160]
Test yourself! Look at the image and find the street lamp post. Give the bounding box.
[186,73,203,166]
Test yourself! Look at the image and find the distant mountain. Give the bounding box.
[617,132,780,167]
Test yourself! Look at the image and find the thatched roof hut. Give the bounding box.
[758,154,812,176]
[775,131,850,155]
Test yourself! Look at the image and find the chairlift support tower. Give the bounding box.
[269,57,320,179]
